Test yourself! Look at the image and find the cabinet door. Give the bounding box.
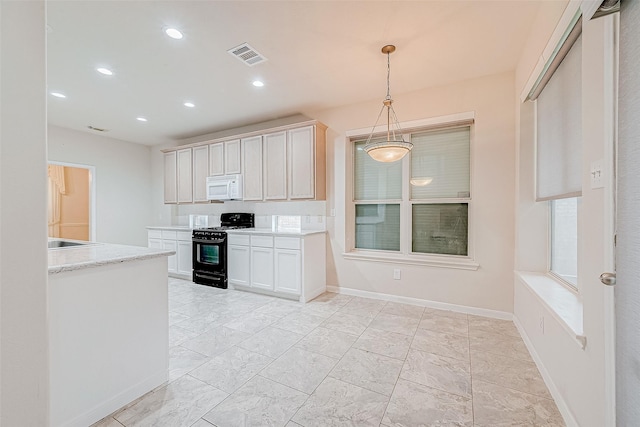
[177,148,193,203]
[163,240,177,273]
[288,126,316,199]
[192,145,209,202]
[164,152,177,204]
[250,246,273,291]
[176,240,193,276]
[225,139,241,174]
[209,143,224,176]
[242,136,263,201]
[263,131,287,200]
[275,249,301,295]
[228,244,250,287]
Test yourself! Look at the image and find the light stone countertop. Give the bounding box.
[225,228,326,236]
[48,242,175,274]
[146,225,195,231]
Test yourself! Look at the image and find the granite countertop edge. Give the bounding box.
[48,243,175,274]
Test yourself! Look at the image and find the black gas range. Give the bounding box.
[192,213,254,288]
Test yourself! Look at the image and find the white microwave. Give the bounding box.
[206,174,243,201]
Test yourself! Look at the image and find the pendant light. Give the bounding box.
[363,45,413,163]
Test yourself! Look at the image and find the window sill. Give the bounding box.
[516,271,586,349]
[342,251,479,271]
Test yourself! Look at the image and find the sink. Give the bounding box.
[48,240,88,249]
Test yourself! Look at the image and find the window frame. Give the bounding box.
[344,112,478,271]
[547,197,580,292]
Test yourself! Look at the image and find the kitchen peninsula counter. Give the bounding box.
[48,241,172,427]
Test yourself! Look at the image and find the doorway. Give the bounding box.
[47,162,96,241]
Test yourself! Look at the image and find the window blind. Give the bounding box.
[410,127,470,199]
[354,139,402,200]
[536,34,582,201]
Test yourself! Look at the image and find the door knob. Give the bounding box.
[600,272,616,286]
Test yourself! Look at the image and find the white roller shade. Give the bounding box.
[536,34,582,201]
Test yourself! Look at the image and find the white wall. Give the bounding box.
[514,3,613,426]
[0,1,49,425]
[48,125,152,246]
[311,71,517,313]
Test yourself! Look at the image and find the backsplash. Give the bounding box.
[173,200,327,231]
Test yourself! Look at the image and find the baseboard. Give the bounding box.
[326,285,512,320]
[513,315,579,427]
[57,370,168,427]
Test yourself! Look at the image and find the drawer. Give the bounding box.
[161,230,178,240]
[228,234,250,246]
[251,235,274,248]
[275,236,301,250]
[177,230,192,241]
[148,229,162,239]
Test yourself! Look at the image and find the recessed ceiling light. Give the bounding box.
[165,28,183,39]
[252,80,264,87]
[183,102,195,108]
[50,92,66,98]
[97,67,113,76]
[136,117,148,122]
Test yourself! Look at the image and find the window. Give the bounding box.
[550,198,578,286]
[534,24,582,289]
[352,124,471,260]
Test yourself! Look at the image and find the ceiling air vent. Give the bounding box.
[87,125,108,132]
[227,43,267,67]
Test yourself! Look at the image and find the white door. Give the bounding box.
[176,240,192,276]
[163,240,177,273]
[176,148,193,203]
[288,126,315,199]
[263,131,287,200]
[242,136,263,201]
[228,244,250,287]
[615,3,640,423]
[163,152,177,204]
[192,145,209,202]
[250,246,273,291]
[274,248,301,295]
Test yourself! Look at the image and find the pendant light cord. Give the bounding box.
[386,52,391,100]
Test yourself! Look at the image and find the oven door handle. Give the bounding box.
[193,238,226,244]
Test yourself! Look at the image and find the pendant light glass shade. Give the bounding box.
[363,45,412,163]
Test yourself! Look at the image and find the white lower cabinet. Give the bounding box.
[227,231,326,302]
[148,228,192,279]
[275,249,301,294]
[228,244,250,287]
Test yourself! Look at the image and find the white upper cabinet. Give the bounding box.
[263,131,287,200]
[163,151,177,204]
[162,120,326,204]
[225,139,241,175]
[209,143,224,176]
[288,125,326,200]
[242,135,263,201]
[192,145,209,202]
[176,148,193,203]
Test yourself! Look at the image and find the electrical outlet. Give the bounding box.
[330,208,336,217]
[393,269,401,280]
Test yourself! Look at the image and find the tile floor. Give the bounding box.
[93,278,564,427]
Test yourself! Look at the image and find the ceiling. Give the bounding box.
[46,1,546,146]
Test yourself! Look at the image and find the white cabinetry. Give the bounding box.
[250,235,274,291]
[226,231,326,302]
[163,151,177,204]
[225,139,241,174]
[228,234,250,287]
[209,143,224,176]
[177,148,193,203]
[288,125,326,200]
[263,131,287,200]
[148,228,192,279]
[242,135,263,201]
[192,145,209,202]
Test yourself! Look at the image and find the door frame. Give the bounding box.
[48,161,97,241]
